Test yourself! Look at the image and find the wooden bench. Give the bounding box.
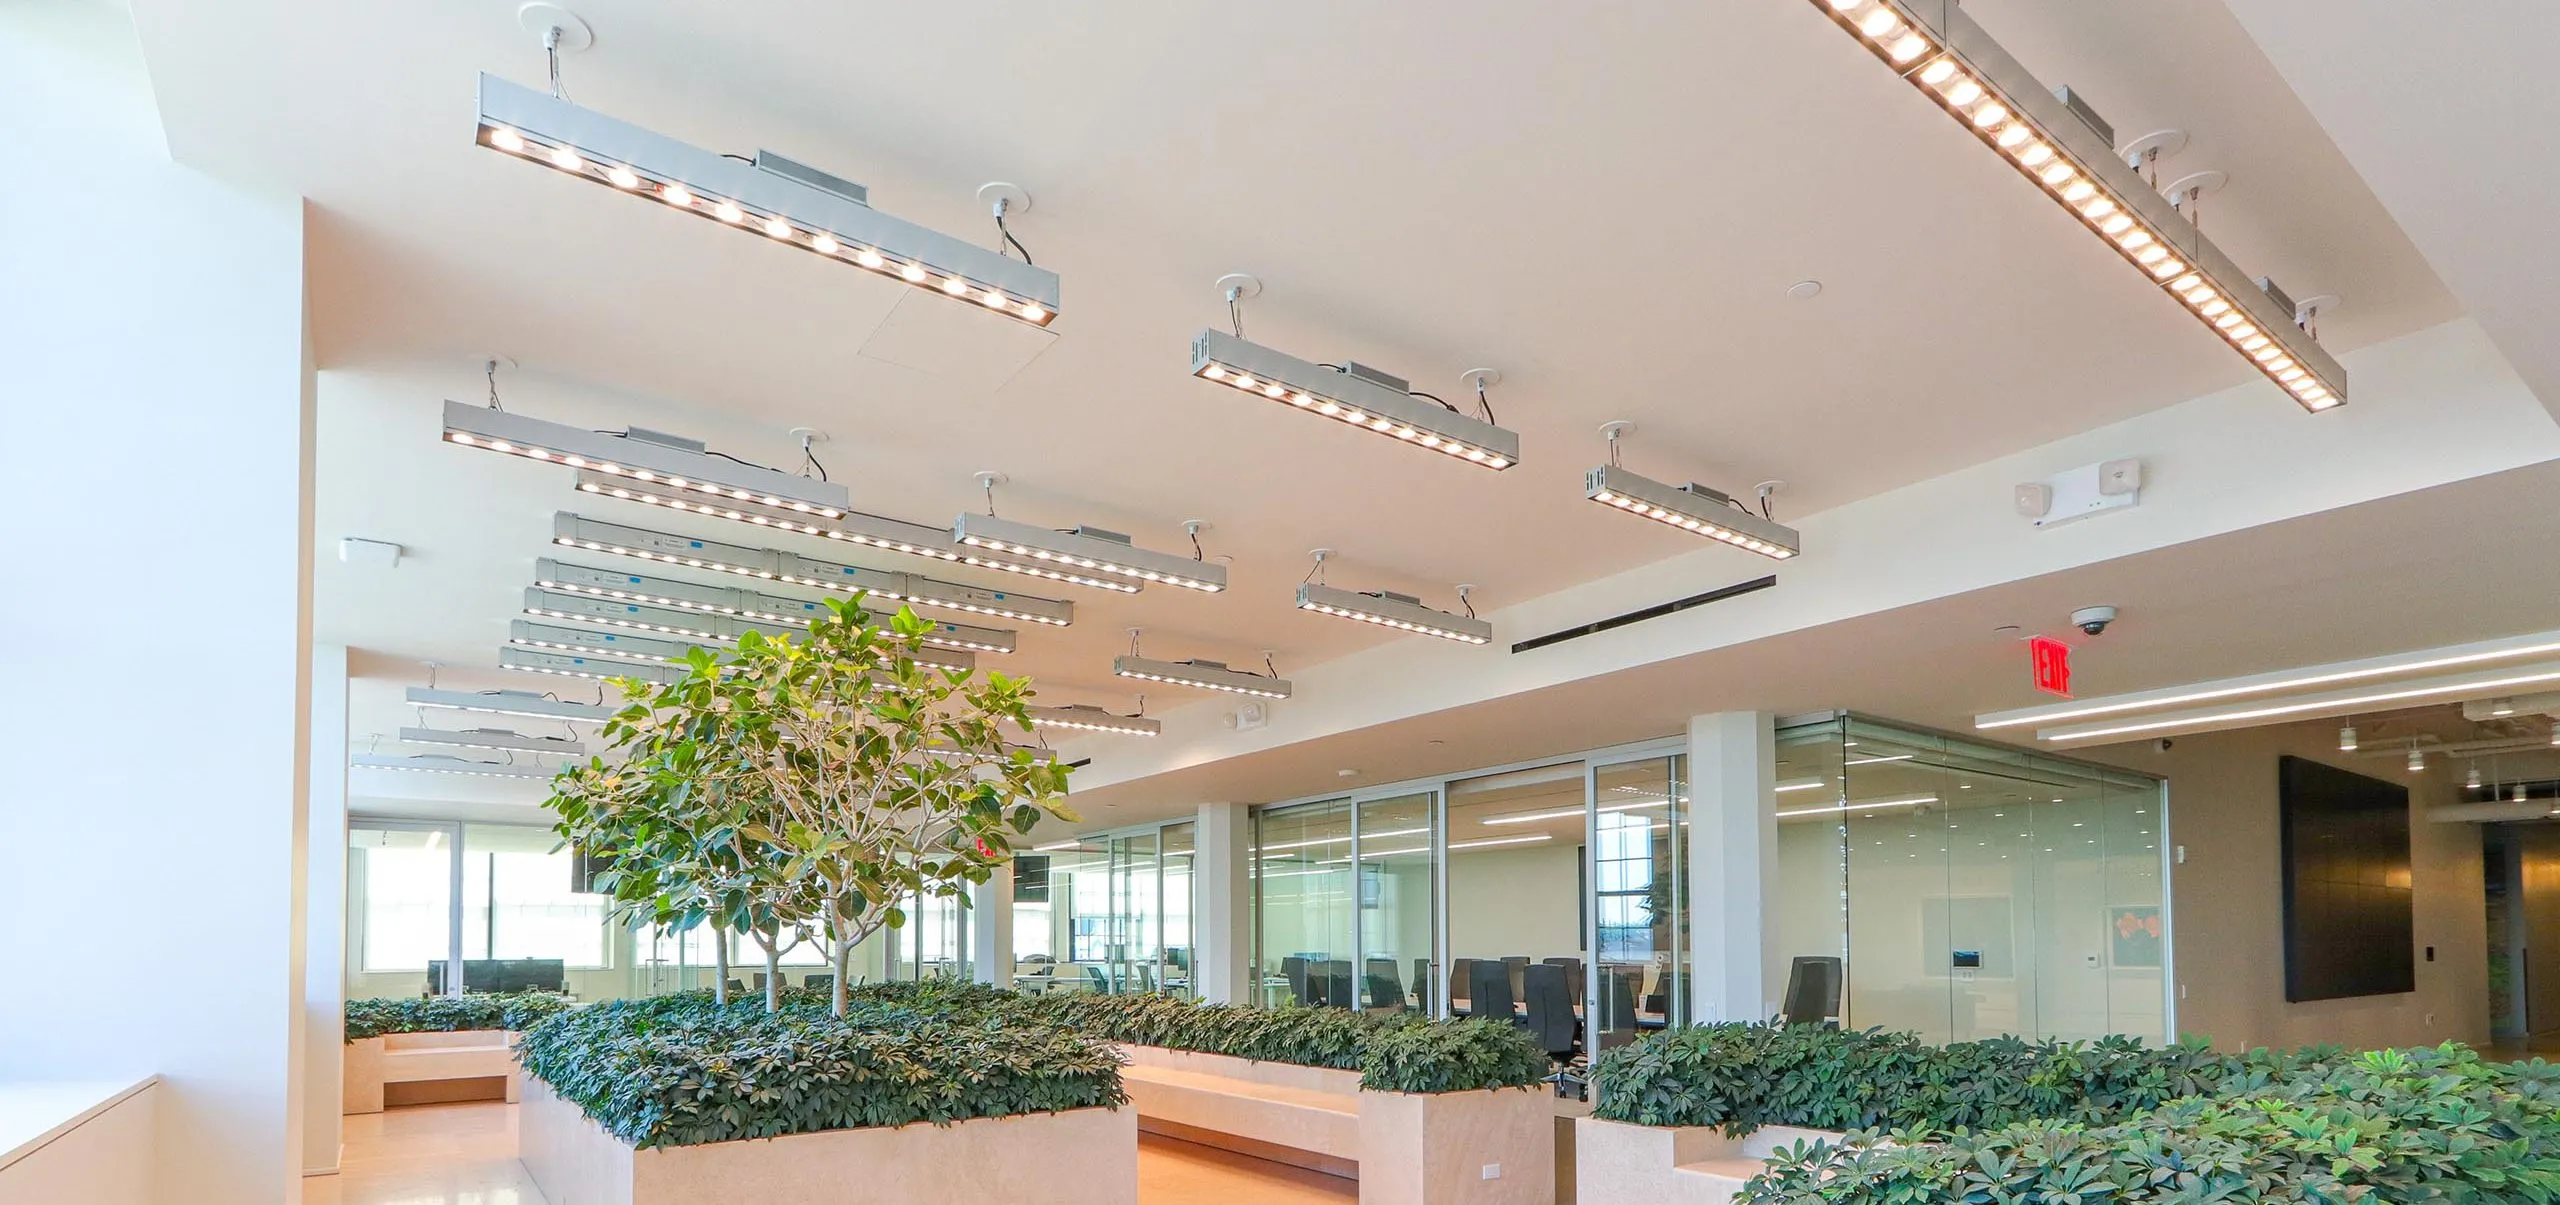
[1577,1117,1846,1205]
[343,1030,521,1114]
[1115,1045,1361,1174]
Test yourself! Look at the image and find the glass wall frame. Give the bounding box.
[1026,816,1199,998]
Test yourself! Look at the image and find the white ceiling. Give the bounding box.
[119,1,2486,802]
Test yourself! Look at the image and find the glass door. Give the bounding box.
[1354,792,1435,1011]
[1441,763,1587,1020]
[1107,830,1162,993]
[1252,799,1355,1007]
[1160,823,1196,999]
[1587,756,1685,1052]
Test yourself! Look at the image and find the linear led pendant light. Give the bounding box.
[577,471,968,563]
[1803,0,2345,411]
[533,559,1022,650]
[1293,550,1491,644]
[500,646,686,686]
[404,686,615,724]
[950,475,1224,593]
[446,401,850,520]
[398,726,587,757]
[351,753,557,780]
[552,514,1075,627]
[1584,422,1800,559]
[1189,275,1519,469]
[1112,628,1293,699]
[524,586,1015,655]
[475,67,1058,326]
[509,618,975,672]
[1024,703,1163,738]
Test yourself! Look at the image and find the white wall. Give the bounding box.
[0,8,311,1205]
[1446,844,1583,963]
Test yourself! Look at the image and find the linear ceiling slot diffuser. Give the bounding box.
[551,514,1074,627]
[1802,0,2344,411]
[445,401,848,518]
[404,686,615,724]
[475,73,1059,326]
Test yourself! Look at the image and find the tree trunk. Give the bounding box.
[832,938,851,1016]
[712,926,730,1005]
[761,924,782,1011]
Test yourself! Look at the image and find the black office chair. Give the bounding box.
[1364,958,1406,1011]
[1520,963,1579,1062]
[1594,970,1644,1053]
[1469,959,1519,1023]
[803,973,830,990]
[1322,960,1355,1009]
[1412,958,1432,1013]
[724,978,746,996]
[1447,958,1477,1015]
[1542,956,1586,1003]
[1780,956,1844,1027]
[1501,955,1530,1005]
[1283,956,1315,1006]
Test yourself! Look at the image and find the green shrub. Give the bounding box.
[514,992,1126,1148]
[344,992,575,1041]
[1739,1045,2560,1204]
[1589,1022,2307,1136]
[1015,993,1545,1094]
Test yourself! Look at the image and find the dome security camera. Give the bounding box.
[2071,605,2118,636]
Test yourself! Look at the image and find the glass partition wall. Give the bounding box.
[1016,819,1196,998]
[1772,714,2169,1042]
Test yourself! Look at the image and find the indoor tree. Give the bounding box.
[549,594,1075,1014]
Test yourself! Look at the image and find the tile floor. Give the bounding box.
[304,1100,1356,1205]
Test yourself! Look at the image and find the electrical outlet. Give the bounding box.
[1481,1164,1501,1180]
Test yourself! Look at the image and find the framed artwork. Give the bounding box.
[2110,905,2164,969]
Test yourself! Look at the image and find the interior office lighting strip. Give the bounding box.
[552,514,1074,627]
[1189,330,1519,469]
[500,646,687,686]
[2036,660,2560,744]
[1586,465,1800,560]
[511,618,975,673]
[533,559,1017,651]
[447,402,849,518]
[1481,799,1665,827]
[351,753,555,780]
[1336,833,1553,862]
[1023,704,1163,737]
[1296,581,1491,645]
[1803,0,2344,411]
[919,741,1058,765]
[476,73,1058,326]
[525,586,1015,655]
[576,471,975,564]
[398,726,587,757]
[1255,826,1427,854]
[1774,793,1943,820]
[952,513,1222,594]
[404,686,614,724]
[1113,655,1292,699]
[1976,628,2560,731]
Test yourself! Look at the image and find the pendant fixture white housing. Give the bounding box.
[1295,582,1492,645]
[500,646,686,686]
[1189,329,1519,469]
[952,512,1225,593]
[404,686,615,724]
[524,586,1015,655]
[551,514,1075,627]
[398,726,587,757]
[1801,0,2344,411]
[2338,724,2358,752]
[351,753,557,780]
[1024,704,1163,737]
[1585,464,1801,559]
[576,471,971,562]
[509,618,974,672]
[445,402,848,518]
[476,74,1058,326]
[1113,655,1293,699]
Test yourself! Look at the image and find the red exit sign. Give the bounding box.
[2030,636,2073,697]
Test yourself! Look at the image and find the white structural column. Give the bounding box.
[971,859,1015,986]
[1192,803,1252,1004]
[1687,712,1781,1023]
[303,646,349,1176]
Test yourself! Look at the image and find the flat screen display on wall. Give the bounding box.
[2278,755,2415,1002]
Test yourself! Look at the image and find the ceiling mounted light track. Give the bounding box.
[446,401,848,518]
[951,476,1225,593]
[551,514,1074,627]
[1188,277,1519,469]
[398,726,587,757]
[404,686,614,724]
[475,73,1058,326]
[1801,0,2344,411]
[1113,628,1292,699]
[1293,550,1491,644]
[524,586,1014,655]
[350,753,558,780]
[1583,423,1800,559]
[1024,704,1163,738]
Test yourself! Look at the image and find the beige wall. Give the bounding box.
[2515,828,2560,1034]
[2086,720,2488,1052]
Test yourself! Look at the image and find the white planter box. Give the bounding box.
[1575,1116,1846,1205]
[341,1030,520,1115]
[1114,1044,1554,1204]
[518,1075,1138,1205]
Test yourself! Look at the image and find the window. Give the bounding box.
[462,824,609,969]
[353,827,451,973]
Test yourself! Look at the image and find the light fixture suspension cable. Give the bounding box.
[484,361,504,411]
[992,198,1035,266]
[543,25,571,101]
[1457,584,1477,619]
[1226,285,1247,339]
[798,432,829,482]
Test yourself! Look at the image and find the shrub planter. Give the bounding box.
[518,1076,1138,1205]
[1116,1044,1553,1205]
[341,1030,520,1115]
[1576,1116,1845,1204]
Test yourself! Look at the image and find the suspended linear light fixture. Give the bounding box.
[404,686,614,724]
[524,585,1015,654]
[1023,704,1163,738]
[509,618,974,672]
[1584,422,1800,559]
[351,753,557,780]
[1113,628,1292,698]
[500,646,687,686]
[1292,550,1490,644]
[1187,276,1519,468]
[575,471,971,563]
[445,402,849,519]
[551,514,1074,627]
[1800,0,2345,411]
[475,74,1058,326]
[398,726,587,757]
[949,476,1223,593]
